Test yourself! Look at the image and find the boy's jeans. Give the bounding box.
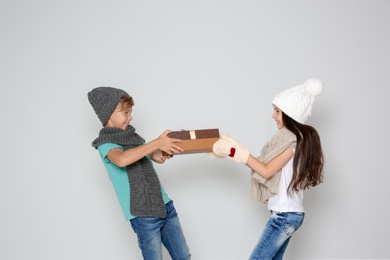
[249,211,304,260]
[130,200,191,260]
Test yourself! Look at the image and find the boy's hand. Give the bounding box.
[156,130,184,155]
[151,149,173,164]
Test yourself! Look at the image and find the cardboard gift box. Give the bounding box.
[166,128,220,154]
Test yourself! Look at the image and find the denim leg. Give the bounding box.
[273,236,291,260]
[249,211,304,260]
[130,200,190,260]
[161,201,191,260]
[130,216,164,260]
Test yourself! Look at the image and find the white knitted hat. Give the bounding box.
[272,79,323,124]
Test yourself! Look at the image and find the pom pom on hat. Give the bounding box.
[88,86,128,126]
[303,78,323,96]
[272,79,323,124]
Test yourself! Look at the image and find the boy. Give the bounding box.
[88,86,191,260]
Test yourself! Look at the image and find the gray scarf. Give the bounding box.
[250,127,296,203]
[92,125,166,218]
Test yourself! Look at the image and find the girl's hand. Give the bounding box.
[213,134,250,164]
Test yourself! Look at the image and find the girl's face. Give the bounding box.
[272,104,284,129]
[106,104,133,130]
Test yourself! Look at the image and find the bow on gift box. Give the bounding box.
[209,134,250,164]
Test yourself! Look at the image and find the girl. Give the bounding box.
[212,79,324,259]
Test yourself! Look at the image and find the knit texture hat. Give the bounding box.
[88,86,128,126]
[272,79,323,124]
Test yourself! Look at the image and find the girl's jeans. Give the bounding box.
[249,211,305,260]
[130,200,191,260]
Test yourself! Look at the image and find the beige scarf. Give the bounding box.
[250,127,296,203]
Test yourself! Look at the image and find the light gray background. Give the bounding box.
[1,0,389,259]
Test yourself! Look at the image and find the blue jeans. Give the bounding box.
[130,200,191,260]
[249,211,305,260]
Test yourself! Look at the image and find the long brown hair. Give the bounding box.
[282,113,324,194]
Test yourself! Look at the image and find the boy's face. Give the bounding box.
[105,104,133,130]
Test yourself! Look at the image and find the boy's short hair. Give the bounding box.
[118,95,134,111]
[88,86,130,126]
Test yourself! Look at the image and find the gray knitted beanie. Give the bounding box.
[88,86,128,126]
